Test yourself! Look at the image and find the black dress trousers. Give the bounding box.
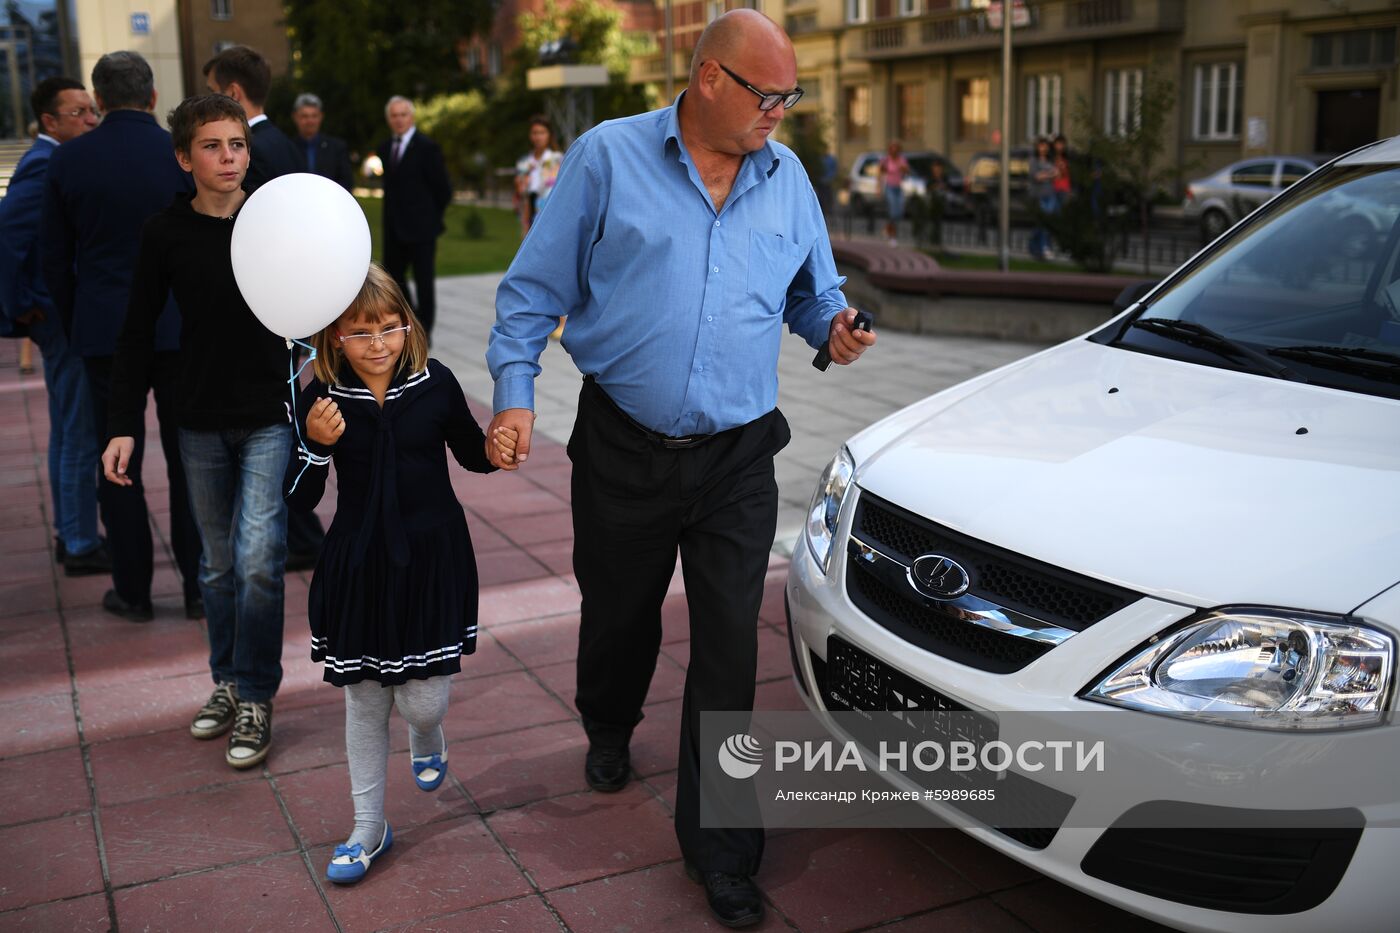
[569,377,788,876]
[86,351,202,604]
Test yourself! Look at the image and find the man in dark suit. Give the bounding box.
[203,46,305,193]
[0,76,109,578]
[292,93,353,191]
[376,96,451,336]
[204,46,325,570]
[40,51,202,622]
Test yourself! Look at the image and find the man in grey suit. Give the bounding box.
[293,93,354,191]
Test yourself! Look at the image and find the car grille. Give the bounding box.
[845,493,1141,673]
[809,638,1071,850]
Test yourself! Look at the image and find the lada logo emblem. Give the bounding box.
[910,554,970,600]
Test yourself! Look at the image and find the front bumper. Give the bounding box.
[784,493,1400,932]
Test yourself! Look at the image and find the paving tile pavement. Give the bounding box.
[0,285,1172,932]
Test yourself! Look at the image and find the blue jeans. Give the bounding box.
[1029,194,1059,259]
[884,185,905,222]
[179,424,291,703]
[29,312,99,555]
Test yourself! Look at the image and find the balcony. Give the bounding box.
[628,50,688,85]
[850,0,1183,61]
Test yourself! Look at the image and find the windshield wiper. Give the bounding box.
[1268,344,1400,383]
[1130,318,1305,381]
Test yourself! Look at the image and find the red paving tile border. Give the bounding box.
[0,745,91,827]
[390,894,562,933]
[760,828,978,931]
[113,853,335,932]
[101,780,298,887]
[0,813,105,910]
[0,893,113,932]
[486,784,679,892]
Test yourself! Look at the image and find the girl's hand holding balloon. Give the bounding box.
[307,397,346,446]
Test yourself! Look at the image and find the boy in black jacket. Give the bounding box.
[102,94,290,770]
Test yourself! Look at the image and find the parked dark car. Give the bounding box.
[963,147,1032,223]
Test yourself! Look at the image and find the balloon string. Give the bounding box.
[286,339,324,497]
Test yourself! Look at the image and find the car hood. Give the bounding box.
[849,340,1400,613]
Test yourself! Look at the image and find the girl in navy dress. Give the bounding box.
[285,264,515,884]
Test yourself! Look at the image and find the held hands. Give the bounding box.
[306,397,346,446]
[486,409,535,471]
[102,437,136,487]
[827,308,877,365]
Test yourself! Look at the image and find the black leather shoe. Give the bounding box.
[685,862,764,928]
[63,541,112,577]
[53,537,66,563]
[584,743,630,793]
[102,589,154,623]
[184,591,206,620]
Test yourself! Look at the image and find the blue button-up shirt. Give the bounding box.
[488,95,848,436]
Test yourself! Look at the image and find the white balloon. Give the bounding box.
[231,173,372,339]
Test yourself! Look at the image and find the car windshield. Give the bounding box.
[1112,162,1400,400]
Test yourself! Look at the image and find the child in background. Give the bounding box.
[284,264,516,883]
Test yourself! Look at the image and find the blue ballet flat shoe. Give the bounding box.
[411,751,447,792]
[326,823,392,885]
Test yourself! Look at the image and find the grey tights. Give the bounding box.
[343,676,451,849]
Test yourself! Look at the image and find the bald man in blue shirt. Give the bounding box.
[486,11,873,926]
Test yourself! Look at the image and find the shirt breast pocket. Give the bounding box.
[747,230,807,313]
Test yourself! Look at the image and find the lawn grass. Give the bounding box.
[356,197,522,276]
[922,250,1074,274]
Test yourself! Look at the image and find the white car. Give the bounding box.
[787,136,1400,931]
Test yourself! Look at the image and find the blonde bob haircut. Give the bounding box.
[311,263,429,385]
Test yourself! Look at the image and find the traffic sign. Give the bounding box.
[986,0,1030,29]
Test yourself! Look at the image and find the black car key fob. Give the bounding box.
[813,310,874,371]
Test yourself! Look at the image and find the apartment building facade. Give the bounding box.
[636,0,1399,189]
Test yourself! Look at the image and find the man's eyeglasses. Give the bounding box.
[337,324,412,347]
[53,106,98,119]
[715,63,803,112]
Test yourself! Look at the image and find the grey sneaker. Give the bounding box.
[191,683,239,739]
[226,700,273,769]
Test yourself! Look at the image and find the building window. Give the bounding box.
[212,39,237,55]
[467,47,481,73]
[1104,68,1143,135]
[488,43,502,76]
[740,0,761,10]
[896,81,924,142]
[1192,62,1241,141]
[211,0,232,20]
[1025,73,1061,140]
[844,84,870,140]
[898,0,919,16]
[1310,28,1397,70]
[707,1,724,23]
[846,0,868,24]
[956,77,990,141]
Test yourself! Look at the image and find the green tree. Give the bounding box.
[414,91,490,190]
[1044,70,1192,273]
[284,0,494,155]
[476,0,656,167]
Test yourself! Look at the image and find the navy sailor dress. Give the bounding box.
[284,359,496,686]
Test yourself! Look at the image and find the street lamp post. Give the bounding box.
[664,0,675,102]
[998,2,1012,272]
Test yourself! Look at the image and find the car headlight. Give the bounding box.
[805,447,854,575]
[1083,607,1393,729]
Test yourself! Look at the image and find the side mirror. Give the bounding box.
[1113,280,1156,313]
